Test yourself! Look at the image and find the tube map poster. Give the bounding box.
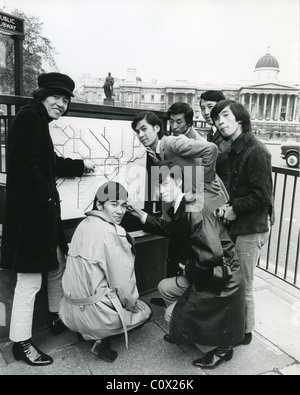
[50,117,147,220]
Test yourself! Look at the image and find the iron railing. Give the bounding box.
[0,95,299,288]
[259,166,299,289]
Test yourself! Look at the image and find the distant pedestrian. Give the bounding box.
[211,100,274,346]
[0,72,95,366]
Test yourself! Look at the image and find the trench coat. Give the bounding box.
[59,211,152,343]
[0,101,84,273]
[143,194,245,347]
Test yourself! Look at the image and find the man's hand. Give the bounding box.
[83,159,95,174]
[125,201,146,221]
[210,179,221,194]
[178,263,186,277]
[223,205,237,225]
[130,300,147,313]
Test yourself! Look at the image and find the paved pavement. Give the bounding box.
[0,268,299,376]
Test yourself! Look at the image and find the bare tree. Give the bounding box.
[0,9,58,96]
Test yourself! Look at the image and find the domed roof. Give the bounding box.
[255,48,279,69]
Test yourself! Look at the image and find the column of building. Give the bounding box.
[241,92,300,122]
[256,93,260,119]
[270,94,275,120]
[278,95,283,121]
[249,93,253,118]
[285,95,291,121]
[263,94,268,119]
[293,95,298,122]
[241,94,245,106]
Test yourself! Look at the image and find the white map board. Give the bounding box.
[50,117,147,220]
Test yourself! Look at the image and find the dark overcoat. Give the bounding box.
[143,194,245,347]
[227,131,274,238]
[0,101,84,273]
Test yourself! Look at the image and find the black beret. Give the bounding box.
[38,72,75,97]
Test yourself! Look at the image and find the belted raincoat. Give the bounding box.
[59,210,152,345]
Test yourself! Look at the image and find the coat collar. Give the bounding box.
[231,131,254,154]
[159,136,166,160]
[23,100,53,124]
[167,192,202,220]
[85,210,127,237]
[209,128,221,142]
[174,197,186,219]
[185,126,198,140]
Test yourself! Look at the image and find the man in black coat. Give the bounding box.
[127,166,245,369]
[211,99,274,347]
[0,72,95,366]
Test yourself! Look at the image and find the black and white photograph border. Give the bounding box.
[0,0,299,376]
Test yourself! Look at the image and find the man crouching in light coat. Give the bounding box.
[59,181,152,363]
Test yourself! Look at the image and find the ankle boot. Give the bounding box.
[193,346,233,369]
[90,338,118,363]
[50,312,67,336]
[12,339,53,366]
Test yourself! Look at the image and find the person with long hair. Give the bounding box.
[211,100,274,346]
[1,72,95,366]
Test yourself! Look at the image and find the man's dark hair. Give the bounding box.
[200,90,226,106]
[131,111,165,139]
[92,181,128,210]
[151,162,184,191]
[167,102,194,127]
[210,100,252,133]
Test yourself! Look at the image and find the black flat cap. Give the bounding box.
[38,72,75,97]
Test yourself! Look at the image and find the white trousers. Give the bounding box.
[9,248,66,342]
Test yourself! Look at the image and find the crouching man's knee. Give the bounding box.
[158,279,169,298]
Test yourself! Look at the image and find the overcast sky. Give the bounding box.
[1,0,299,86]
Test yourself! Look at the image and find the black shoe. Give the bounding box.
[193,346,233,369]
[12,339,53,366]
[163,334,177,344]
[90,338,118,363]
[243,332,253,345]
[150,297,166,307]
[50,313,67,336]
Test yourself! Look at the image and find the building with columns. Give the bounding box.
[239,48,299,131]
[77,49,300,134]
